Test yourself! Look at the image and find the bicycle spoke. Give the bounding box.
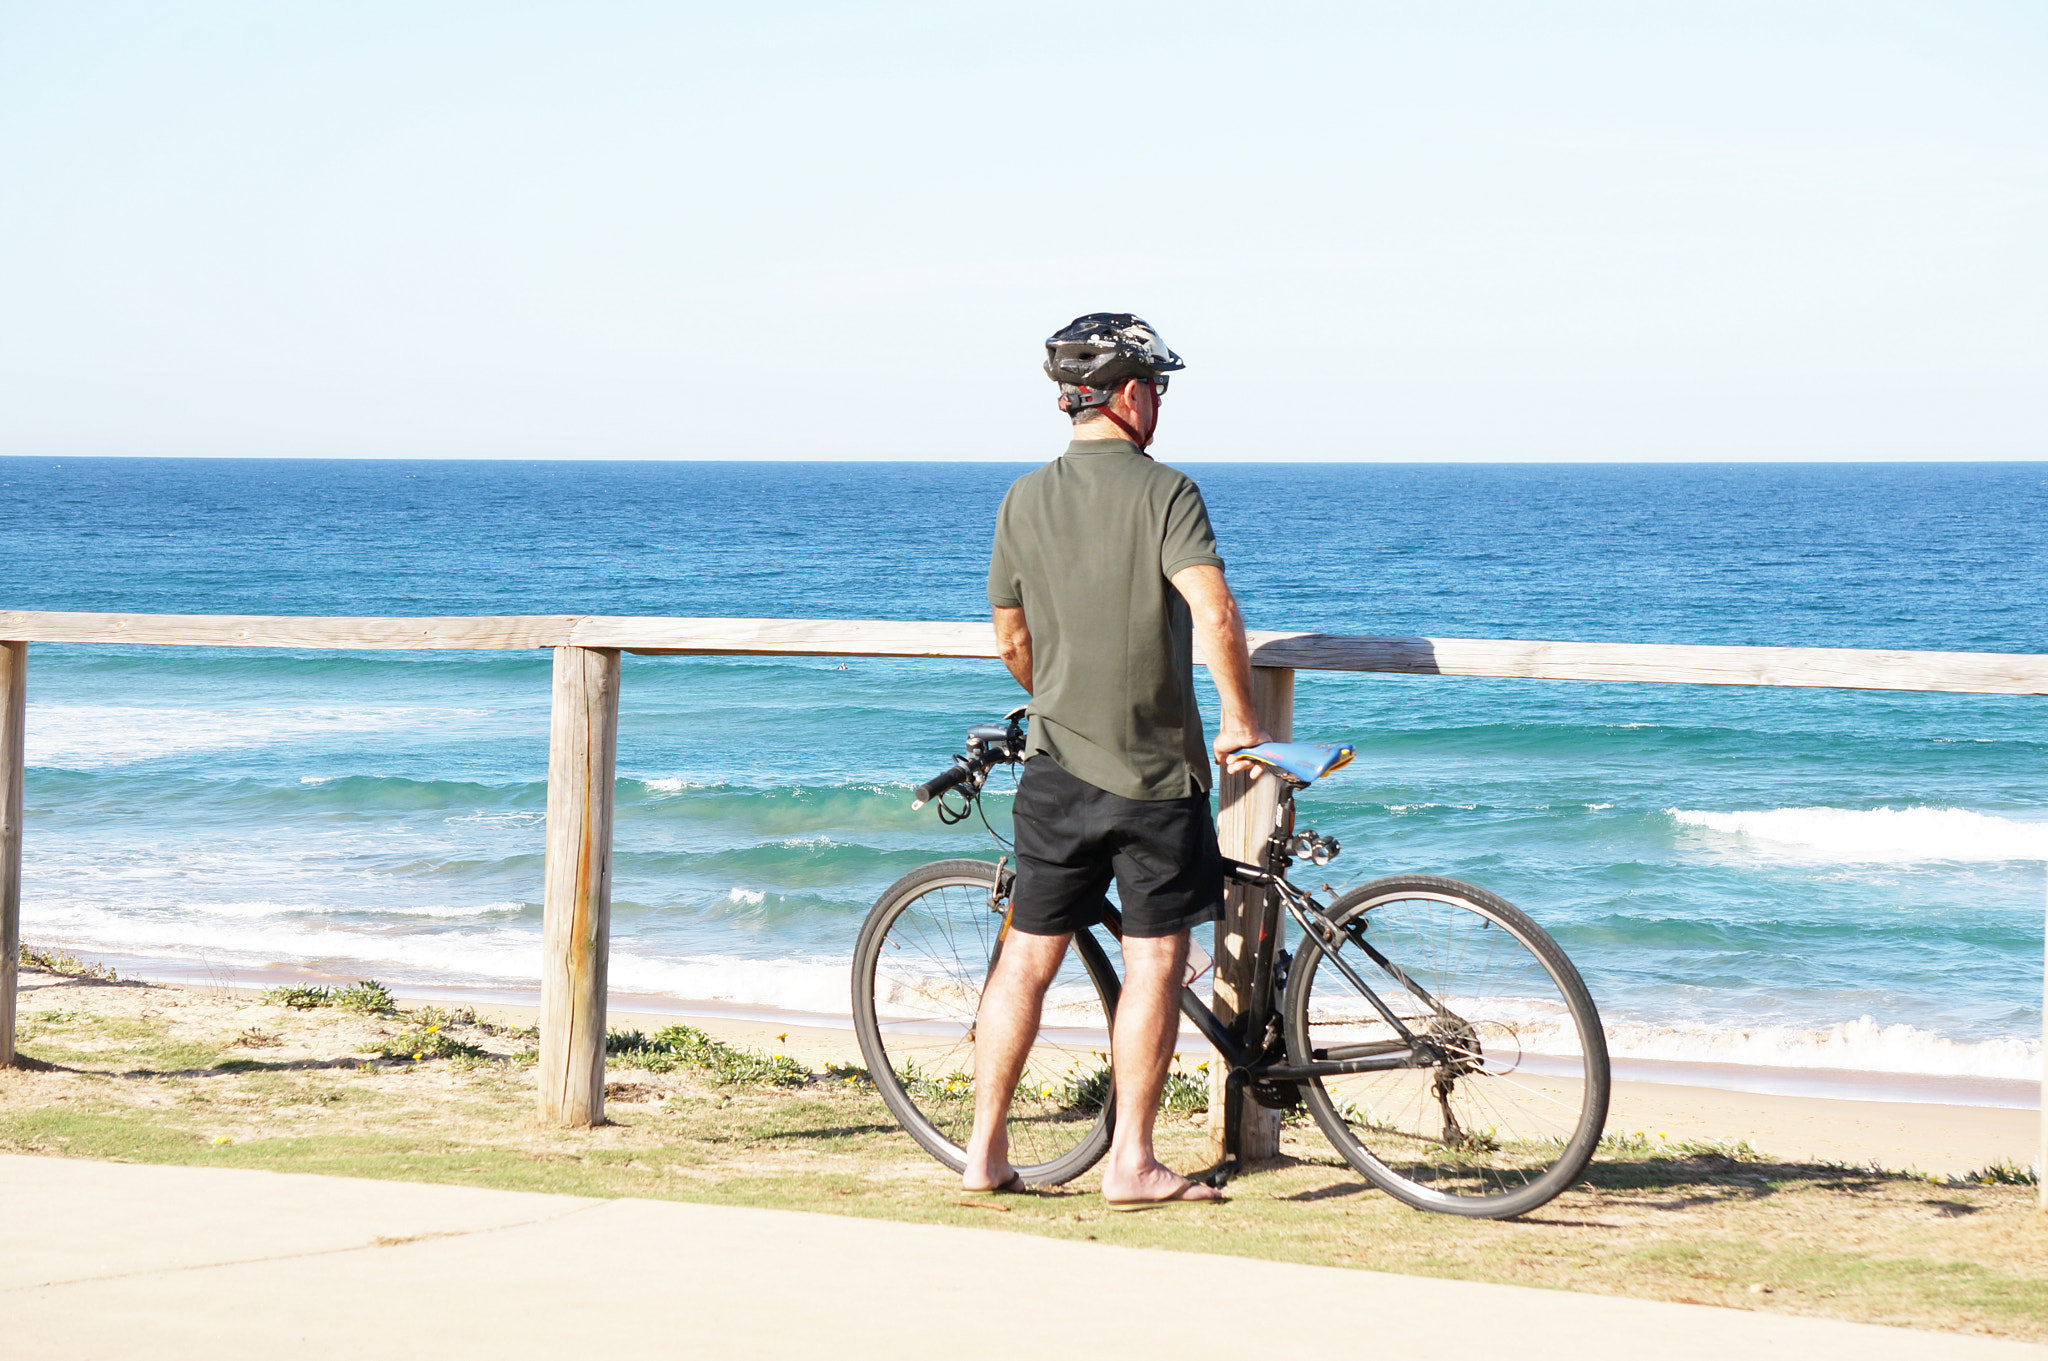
[856,861,1116,1186]
[1286,876,1609,1218]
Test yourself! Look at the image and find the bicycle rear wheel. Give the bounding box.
[852,859,1119,1186]
[1283,874,1608,1218]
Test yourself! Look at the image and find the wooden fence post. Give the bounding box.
[1208,666,1294,1162]
[0,642,22,1068]
[538,646,620,1128]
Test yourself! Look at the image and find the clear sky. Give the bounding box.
[1,2,2041,461]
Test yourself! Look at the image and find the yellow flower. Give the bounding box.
[413,1052,424,1061]
[427,1025,441,1034]
[212,1134,232,1146]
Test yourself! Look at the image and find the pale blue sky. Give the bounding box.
[1,2,2041,461]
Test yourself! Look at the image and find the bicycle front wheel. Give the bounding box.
[852,859,1120,1186]
[1284,874,1609,1218]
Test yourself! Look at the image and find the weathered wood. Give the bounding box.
[0,643,22,1067]
[537,646,621,1128]
[1209,667,1294,1163]
[0,611,578,650]
[5,609,2047,695]
[580,616,1004,658]
[1239,632,2048,696]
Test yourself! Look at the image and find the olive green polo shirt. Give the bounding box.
[987,439,1226,801]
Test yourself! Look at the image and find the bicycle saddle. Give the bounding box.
[1232,741,1356,786]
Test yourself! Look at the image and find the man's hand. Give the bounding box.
[1214,722,1276,779]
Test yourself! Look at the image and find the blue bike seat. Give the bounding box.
[1233,741,1356,786]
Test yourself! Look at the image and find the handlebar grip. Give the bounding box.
[912,761,975,810]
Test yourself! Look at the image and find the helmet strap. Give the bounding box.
[1097,406,1148,448]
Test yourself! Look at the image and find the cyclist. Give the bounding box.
[963,313,1271,1207]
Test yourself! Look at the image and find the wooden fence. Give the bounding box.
[1,610,2043,1200]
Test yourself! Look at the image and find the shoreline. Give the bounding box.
[37,947,2045,1122]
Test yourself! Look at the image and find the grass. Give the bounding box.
[260,980,396,1014]
[607,1024,810,1087]
[4,974,2046,1341]
[17,944,119,981]
[375,1024,488,1062]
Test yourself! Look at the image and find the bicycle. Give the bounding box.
[851,707,1611,1218]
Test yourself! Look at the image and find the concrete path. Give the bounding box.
[2,1155,2040,1360]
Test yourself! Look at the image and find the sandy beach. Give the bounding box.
[27,956,2034,1178]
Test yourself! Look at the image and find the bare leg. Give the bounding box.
[1100,930,1224,1203]
[960,928,1071,1191]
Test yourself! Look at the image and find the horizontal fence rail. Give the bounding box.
[7,610,2048,694]
[2,608,2043,1201]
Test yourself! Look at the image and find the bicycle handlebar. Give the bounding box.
[910,711,1028,811]
[911,759,978,810]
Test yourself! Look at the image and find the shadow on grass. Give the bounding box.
[753,1122,905,1141]
[1580,1152,1900,1196]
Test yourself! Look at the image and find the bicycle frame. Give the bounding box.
[1082,854,1460,1183]
[960,730,1483,1181]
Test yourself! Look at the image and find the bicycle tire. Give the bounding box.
[1283,874,1609,1218]
[852,858,1120,1186]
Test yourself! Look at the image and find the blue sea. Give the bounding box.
[6,457,2046,1094]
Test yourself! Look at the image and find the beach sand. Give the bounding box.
[10,963,2037,1179]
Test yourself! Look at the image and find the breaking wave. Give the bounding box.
[1669,805,2048,864]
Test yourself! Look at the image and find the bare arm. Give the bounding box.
[1169,564,1272,776]
[993,605,1033,694]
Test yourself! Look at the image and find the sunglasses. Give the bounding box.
[1147,375,1170,396]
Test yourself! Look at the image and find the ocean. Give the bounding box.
[6,456,2045,1099]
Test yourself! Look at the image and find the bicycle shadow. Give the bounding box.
[1253,1147,1964,1217]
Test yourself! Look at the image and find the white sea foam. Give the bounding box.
[727,888,766,907]
[1302,994,2041,1081]
[27,703,492,768]
[640,777,694,795]
[30,897,2039,1081]
[1601,1015,2041,1080]
[1669,805,2048,864]
[442,811,544,827]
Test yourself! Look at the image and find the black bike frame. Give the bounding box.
[1096,862,1449,1090]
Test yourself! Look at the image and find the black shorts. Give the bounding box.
[1008,755,1225,939]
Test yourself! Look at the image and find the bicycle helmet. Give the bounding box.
[1044,313,1185,419]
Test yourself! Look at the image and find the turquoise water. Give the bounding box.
[6,457,2045,1080]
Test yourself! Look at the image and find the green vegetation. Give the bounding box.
[260,980,396,1013]
[1161,1068,1209,1115]
[17,944,119,981]
[1963,1159,2039,1187]
[607,1025,810,1087]
[1599,1130,1762,1160]
[374,1024,488,1062]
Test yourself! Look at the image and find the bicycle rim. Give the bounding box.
[1285,874,1609,1218]
[852,859,1118,1186]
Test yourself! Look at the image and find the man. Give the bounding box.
[963,313,1271,1207]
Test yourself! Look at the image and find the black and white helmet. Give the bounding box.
[1044,313,1184,413]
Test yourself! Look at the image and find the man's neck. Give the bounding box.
[1069,418,1141,448]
